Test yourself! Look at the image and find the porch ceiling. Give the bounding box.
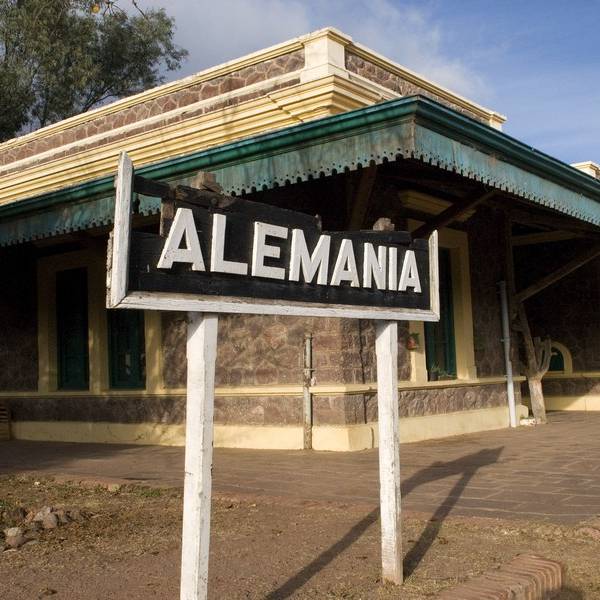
[1,95,599,246]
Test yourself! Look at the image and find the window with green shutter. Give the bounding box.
[549,346,565,372]
[56,268,89,390]
[108,310,146,389]
[424,248,456,380]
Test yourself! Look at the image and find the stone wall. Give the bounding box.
[9,383,507,426]
[1,50,304,174]
[161,312,411,425]
[366,383,507,420]
[345,52,488,124]
[0,247,38,391]
[161,313,412,389]
[542,377,600,397]
[9,395,185,424]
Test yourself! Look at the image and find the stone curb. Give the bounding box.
[436,554,563,599]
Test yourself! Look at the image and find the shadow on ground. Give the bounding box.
[0,440,184,485]
[266,447,503,599]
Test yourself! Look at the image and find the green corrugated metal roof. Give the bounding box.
[1,95,599,246]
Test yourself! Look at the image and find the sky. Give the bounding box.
[143,0,599,166]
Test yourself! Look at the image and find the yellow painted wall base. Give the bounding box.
[539,395,600,411]
[214,425,303,450]
[10,421,187,446]
[11,404,528,450]
[312,423,375,451]
[395,404,528,445]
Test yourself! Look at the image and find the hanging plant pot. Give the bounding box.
[407,332,420,351]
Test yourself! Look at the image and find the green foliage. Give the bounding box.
[0,0,187,141]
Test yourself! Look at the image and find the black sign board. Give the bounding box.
[108,153,439,321]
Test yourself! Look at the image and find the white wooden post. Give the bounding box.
[375,320,403,585]
[109,151,133,308]
[180,312,218,600]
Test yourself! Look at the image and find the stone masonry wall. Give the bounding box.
[1,50,304,174]
[345,52,488,124]
[541,378,600,397]
[0,247,38,391]
[366,383,507,421]
[161,312,411,426]
[9,383,508,426]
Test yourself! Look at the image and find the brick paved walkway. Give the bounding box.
[1,412,600,523]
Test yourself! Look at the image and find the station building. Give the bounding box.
[1,28,598,450]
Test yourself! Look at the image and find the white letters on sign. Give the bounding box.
[330,239,360,288]
[289,229,331,285]
[160,210,423,293]
[210,213,248,275]
[399,250,421,293]
[157,208,206,271]
[251,222,288,280]
[363,243,387,290]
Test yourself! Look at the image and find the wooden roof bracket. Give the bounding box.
[411,190,496,239]
[515,244,600,303]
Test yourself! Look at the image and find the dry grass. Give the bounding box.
[1,476,598,599]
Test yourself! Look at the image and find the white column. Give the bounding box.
[180,312,218,600]
[375,320,403,585]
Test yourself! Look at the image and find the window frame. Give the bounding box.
[424,248,457,380]
[107,309,147,390]
[408,223,477,384]
[56,267,90,390]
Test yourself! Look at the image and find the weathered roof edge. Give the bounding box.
[2,95,599,222]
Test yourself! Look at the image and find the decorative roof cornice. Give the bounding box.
[2,96,599,225]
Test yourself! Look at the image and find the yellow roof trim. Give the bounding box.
[572,161,600,179]
[0,75,382,204]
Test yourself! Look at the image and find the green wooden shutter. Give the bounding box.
[108,310,146,389]
[425,248,456,379]
[56,268,89,390]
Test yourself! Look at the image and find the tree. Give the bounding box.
[0,0,187,141]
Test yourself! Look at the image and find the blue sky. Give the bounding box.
[147,0,599,165]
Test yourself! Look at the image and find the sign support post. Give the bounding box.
[375,320,403,584]
[180,312,218,600]
[108,152,440,598]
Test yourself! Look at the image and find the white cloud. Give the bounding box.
[140,0,487,100]
[143,0,311,75]
[335,0,486,99]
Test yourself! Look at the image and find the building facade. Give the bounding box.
[1,29,599,450]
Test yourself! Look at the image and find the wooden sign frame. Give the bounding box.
[108,153,440,321]
[107,152,440,600]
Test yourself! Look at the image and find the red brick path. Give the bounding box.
[436,554,563,599]
[1,412,600,523]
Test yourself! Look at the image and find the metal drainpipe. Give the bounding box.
[302,334,314,449]
[499,280,518,428]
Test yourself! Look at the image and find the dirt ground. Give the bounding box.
[1,476,598,599]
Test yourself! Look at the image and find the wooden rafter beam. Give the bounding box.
[133,174,170,197]
[511,231,582,246]
[347,165,377,230]
[412,190,495,239]
[515,244,600,303]
[509,207,600,239]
